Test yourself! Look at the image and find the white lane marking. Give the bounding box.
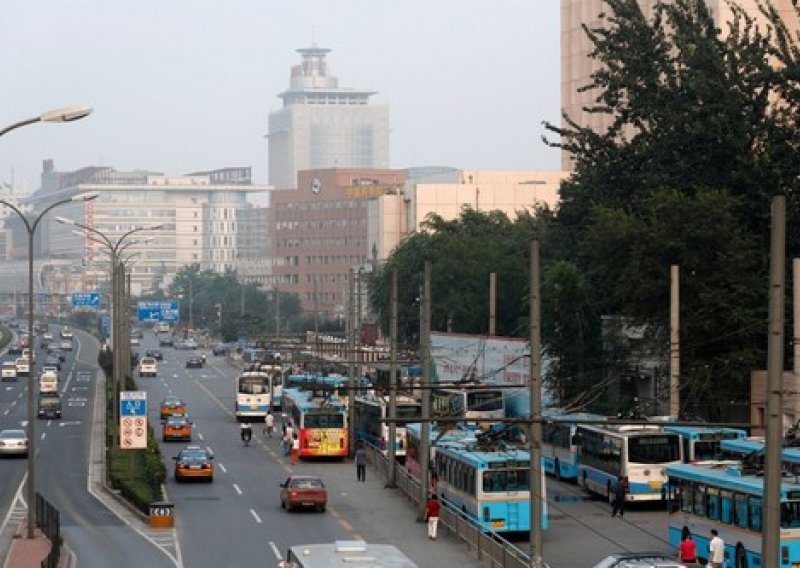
[206,446,213,454]
[11,400,16,406]
[249,509,262,524]
[233,484,242,495]
[46,420,52,427]
[17,392,23,398]
[197,433,204,441]
[269,542,282,560]
[40,432,46,440]
[218,464,227,473]
[2,409,8,415]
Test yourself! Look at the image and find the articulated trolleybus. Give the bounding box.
[283,387,348,458]
[662,425,748,462]
[354,393,421,458]
[667,461,800,566]
[235,370,271,421]
[576,423,682,501]
[431,387,505,421]
[434,440,547,533]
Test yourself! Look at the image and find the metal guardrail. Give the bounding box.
[35,492,61,568]
[364,444,542,568]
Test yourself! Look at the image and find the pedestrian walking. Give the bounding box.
[290,433,300,465]
[611,475,627,517]
[708,529,725,568]
[355,443,367,482]
[263,411,275,438]
[424,494,441,540]
[284,422,294,456]
[678,530,698,566]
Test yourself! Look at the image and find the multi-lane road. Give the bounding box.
[0,325,678,567]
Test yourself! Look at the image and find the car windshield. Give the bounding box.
[167,417,188,426]
[290,478,323,488]
[181,450,208,461]
[1,430,25,439]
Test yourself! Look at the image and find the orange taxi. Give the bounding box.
[160,396,187,420]
[172,445,214,482]
[162,415,193,442]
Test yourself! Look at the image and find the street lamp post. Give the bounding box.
[57,217,162,447]
[0,105,93,539]
[0,193,97,538]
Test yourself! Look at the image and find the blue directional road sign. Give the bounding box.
[137,300,180,323]
[120,391,147,416]
[72,292,101,308]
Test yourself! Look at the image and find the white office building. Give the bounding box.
[267,45,390,189]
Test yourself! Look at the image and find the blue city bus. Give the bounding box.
[576,424,682,502]
[720,437,800,471]
[354,393,421,458]
[434,441,547,533]
[666,461,800,566]
[663,425,748,462]
[541,410,606,481]
[405,422,478,481]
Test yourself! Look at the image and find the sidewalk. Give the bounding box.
[2,524,54,568]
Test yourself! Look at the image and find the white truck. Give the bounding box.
[139,357,158,377]
[39,370,58,394]
[1,361,17,381]
[15,357,30,376]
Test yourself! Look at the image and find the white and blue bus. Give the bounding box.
[575,424,682,502]
[663,425,748,462]
[720,437,800,472]
[235,370,271,421]
[431,387,505,422]
[434,441,547,533]
[405,422,478,482]
[354,394,421,458]
[666,461,800,566]
[541,410,606,481]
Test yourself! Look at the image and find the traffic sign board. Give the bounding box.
[120,391,148,450]
[72,292,101,308]
[137,300,180,323]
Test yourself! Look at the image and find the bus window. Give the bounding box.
[706,487,720,521]
[734,493,749,528]
[719,489,733,524]
[692,483,706,517]
[680,480,693,513]
[483,471,507,493]
[749,496,763,532]
[781,501,800,528]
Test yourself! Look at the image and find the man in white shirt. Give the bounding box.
[263,411,275,438]
[709,529,725,568]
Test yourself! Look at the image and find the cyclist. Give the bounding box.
[240,422,253,446]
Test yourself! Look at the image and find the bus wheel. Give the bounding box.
[554,458,561,481]
[735,542,747,568]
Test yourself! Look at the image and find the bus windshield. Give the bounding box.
[304,413,345,428]
[629,435,680,464]
[239,377,268,394]
[482,468,531,492]
[467,391,503,412]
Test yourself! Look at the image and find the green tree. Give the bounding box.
[542,0,800,418]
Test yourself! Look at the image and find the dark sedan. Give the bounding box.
[185,356,203,369]
[145,349,164,361]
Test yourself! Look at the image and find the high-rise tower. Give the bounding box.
[267,46,390,189]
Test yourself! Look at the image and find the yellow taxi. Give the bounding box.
[172,445,214,482]
[162,415,193,442]
[160,396,187,420]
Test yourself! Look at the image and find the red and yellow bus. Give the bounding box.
[283,387,348,459]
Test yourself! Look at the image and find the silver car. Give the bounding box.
[0,429,28,456]
[593,552,686,568]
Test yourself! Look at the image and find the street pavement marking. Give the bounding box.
[3,409,8,415]
[233,483,242,495]
[269,542,282,560]
[250,509,262,524]
[40,432,46,440]
[197,433,204,441]
[194,379,235,418]
[206,445,213,454]
[218,464,227,473]
[338,519,354,531]
[46,420,52,427]
[17,392,22,398]
[11,399,16,406]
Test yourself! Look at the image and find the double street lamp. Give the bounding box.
[57,217,162,447]
[0,104,94,539]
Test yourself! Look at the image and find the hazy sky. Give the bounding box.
[0,1,561,193]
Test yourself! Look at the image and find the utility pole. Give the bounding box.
[763,194,786,568]
[387,268,399,488]
[489,272,496,336]
[669,265,680,419]
[112,260,123,446]
[529,241,544,566]
[347,268,356,458]
[356,269,363,391]
[418,261,432,520]
[794,258,799,382]
[275,285,280,340]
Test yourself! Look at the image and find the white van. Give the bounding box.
[139,357,158,377]
[154,322,170,334]
[39,370,58,393]
[15,357,30,376]
[1,361,17,381]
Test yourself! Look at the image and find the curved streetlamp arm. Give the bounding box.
[0,199,33,233]
[0,117,40,139]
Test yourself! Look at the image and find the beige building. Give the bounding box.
[367,168,565,263]
[561,0,799,170]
